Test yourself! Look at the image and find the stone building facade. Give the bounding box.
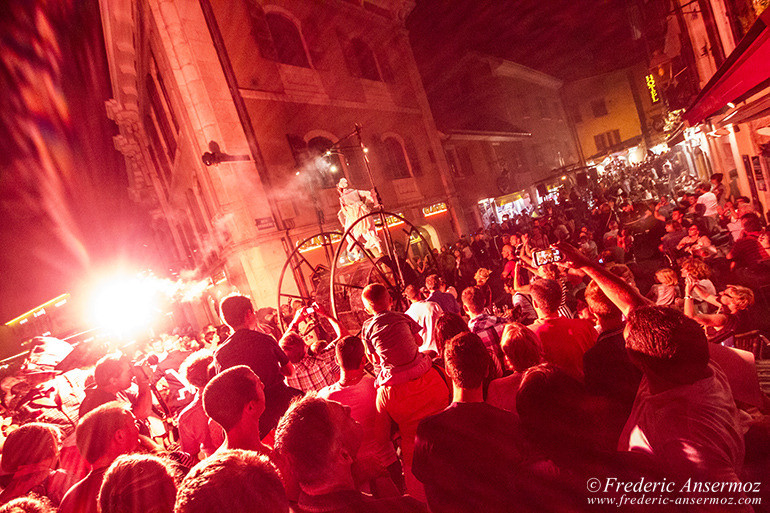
[98,0,462,325]
[415,52,582,229]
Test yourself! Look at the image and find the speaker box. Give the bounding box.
[587,167,599,181]
[576,172,588,187]
[536,184,548,197]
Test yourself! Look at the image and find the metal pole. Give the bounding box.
[351,125,406,291]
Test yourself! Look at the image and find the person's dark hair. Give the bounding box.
[500,323,542,372]
[76,402,133,465]
[336,336,365,371]
[219,295,254,329]
[599,249,617,264]
[179,350,214,390]
[460,286,485,314]
[424,274,440,291]
[99,454,179,513]
[175,450,288,513]
[256,308,277,325]
[1,423,60,474]
[0,495,55,513]
[607,263,637,289]
[710,173,723,182]
[584,281,621,319]
[403,284,420,301]
[736,196,750,204]
[94,353,129,388]
[529,279,561,313]
[444,332,489,390]
[696,183,710,193]
[740,212,762,233]
[516,363,593,452]
[203,365,262,432]
[664,220,682,230]
[274,395,338,487]
[625,306,709,380]
[695,204,707,221]
[434,313,469,358]
[216,324,231,342]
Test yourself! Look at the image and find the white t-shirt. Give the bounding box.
[619,363,747,482]
[405,300,443,355]
[319,375,397,467]
[697,191,719,216]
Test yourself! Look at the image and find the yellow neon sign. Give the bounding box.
[646,74,659,103]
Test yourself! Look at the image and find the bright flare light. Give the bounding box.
[86,271,212,338]
[88,275,159,338]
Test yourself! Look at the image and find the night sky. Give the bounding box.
[0,0,643,323]
[407,0,643,82]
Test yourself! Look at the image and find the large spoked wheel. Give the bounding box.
[277,231,342,332]
[329,210,439,333]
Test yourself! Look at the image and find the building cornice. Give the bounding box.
[478,53,563,89]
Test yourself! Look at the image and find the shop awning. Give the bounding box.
[684,9,770,126]
[585,135,643,161]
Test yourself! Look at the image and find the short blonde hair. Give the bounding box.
[725,285,754,311]
[655,268,678,286]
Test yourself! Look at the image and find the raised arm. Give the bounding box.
[513,262,532,295]
[684,277,728,328]
[313,302,349,343]
[555,242,650,317]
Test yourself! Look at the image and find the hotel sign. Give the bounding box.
[645,74,660,103]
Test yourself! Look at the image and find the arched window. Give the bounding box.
[307,136,343,188]
[383,137,411,179]
[265,13,310,68]
[348,38,380,81]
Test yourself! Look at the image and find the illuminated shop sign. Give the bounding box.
[645,74,659,103]
[374,213,405,228]
[298,233,342,253]
[422,202,448,217]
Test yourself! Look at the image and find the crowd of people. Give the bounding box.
[2,163,770,512]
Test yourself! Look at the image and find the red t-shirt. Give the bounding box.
[531,317,597,380]
[502,259,517,278]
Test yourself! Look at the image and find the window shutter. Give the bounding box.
[286,134,309,169]
[378,51,395,82]
[403,137,422,176]
[338,32,360,77]
[246,1,278,61]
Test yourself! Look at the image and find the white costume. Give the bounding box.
[337,178,382,256]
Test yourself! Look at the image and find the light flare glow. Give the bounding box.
[86,271,211,337]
